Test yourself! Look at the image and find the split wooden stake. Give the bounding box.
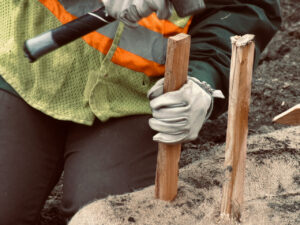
[272,104,300,125]
[220,34,255,221]
[155,33,191,201]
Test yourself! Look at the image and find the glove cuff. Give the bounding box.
[188,76,225,120]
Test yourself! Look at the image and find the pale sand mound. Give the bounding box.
[69,126,300,225]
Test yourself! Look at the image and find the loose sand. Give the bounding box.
[69,126,300,225]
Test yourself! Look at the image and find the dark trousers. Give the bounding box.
[0,90,157,225]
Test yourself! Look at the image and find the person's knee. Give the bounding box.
[61,185,105,221]
[68,201,96,225]
[61,194,88,220]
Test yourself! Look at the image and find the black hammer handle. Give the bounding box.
[24,5,115,62]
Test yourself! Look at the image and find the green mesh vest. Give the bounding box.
[0,1,160,125]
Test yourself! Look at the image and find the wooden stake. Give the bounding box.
[272,104,300,125]
[155,33,191,201]
[220,34,255,221]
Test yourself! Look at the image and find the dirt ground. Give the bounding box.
[40,0,300,224]
[68,126,299,225]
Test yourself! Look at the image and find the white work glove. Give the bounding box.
[102,0,172,27]
[147,77,215,144]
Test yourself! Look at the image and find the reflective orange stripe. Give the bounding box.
[111,48,165,77]
[39,0,112,55]
[138,13,192,37]
[82,32,112,55]
[39,0,75,24]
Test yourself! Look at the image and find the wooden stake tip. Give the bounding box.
[169,33,190,42]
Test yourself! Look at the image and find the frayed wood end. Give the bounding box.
[231,34,255,47]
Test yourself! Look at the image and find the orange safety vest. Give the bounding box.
[39,0,192,77]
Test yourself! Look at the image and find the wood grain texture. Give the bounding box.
[220,35,255,220]
[272,104,300,125]
[155,33,191,201]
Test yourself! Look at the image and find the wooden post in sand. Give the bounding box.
[155,33,191,201]
[272,104,300,125]
[220,34,255,221]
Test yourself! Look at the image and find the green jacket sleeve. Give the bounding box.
[188,0,281,119]
[171,0,205,17]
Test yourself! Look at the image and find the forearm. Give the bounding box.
[188,0,281,118]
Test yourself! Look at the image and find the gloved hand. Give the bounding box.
[147,77,214,144]
[102,0,172,27]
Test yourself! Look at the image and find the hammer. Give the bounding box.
[23,1,205,62]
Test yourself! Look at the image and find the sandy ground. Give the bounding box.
[69,126,299,225]
[40,0,300,224]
